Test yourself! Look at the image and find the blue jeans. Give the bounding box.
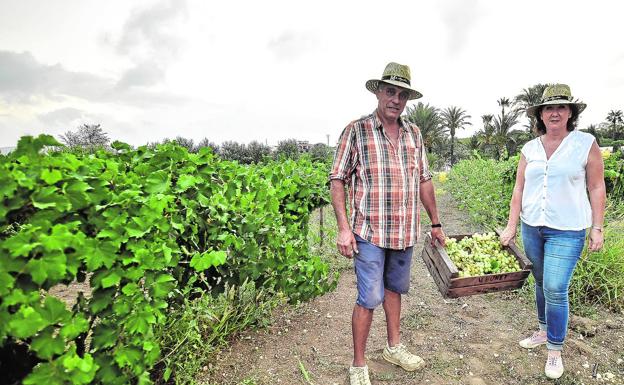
[521,222,586,351]
[353,234,413,309]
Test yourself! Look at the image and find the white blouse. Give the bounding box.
[520,130,595,230]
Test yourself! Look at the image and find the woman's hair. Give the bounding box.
[532,104,580,135]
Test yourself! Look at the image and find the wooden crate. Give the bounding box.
[420,232,533,298]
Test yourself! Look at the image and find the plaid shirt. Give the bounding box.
[330,110,432,250]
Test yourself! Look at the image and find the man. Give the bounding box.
[329,62,446,385]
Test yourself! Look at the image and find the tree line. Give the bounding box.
[405,83,624,170]
[57,83,623,170]
[57,125,332,164]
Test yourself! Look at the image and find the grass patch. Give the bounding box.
[152,281,284,384]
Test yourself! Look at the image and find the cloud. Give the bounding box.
[116,61,166,88]
[0,50,112,103]
[0,50,186,108]
[267,30,316,60]
[438,0,481,56]
[38,107,86,126]
[113,0,188,88]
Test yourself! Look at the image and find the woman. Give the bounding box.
[500,84,606,379]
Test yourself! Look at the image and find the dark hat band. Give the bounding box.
[382,74,410,86]
[543,95,572,103]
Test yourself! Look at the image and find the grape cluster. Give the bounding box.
[444,232,521,277]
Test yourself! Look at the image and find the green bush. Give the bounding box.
[0,135,335,384]
[445,154,517,229]
[570,220,624,312]
[152,280,284,384]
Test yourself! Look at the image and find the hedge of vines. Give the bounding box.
[0,135,335,384]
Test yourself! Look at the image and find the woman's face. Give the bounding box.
[540,104,572,132]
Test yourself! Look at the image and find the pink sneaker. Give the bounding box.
[545,353,564,379]
[519,331,547,349]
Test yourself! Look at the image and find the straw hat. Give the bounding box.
[526,84,586,118]
[365,62,423,100]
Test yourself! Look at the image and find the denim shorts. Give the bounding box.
[353,234,413,309]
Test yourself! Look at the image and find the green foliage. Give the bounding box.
[152,280,283,385]
[274,138,300,160]
[570,220,624,311]
[445,155,518,229]
[603,150,624,201]
[0,135,335,384]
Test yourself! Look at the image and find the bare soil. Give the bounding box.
[200,189,624,385]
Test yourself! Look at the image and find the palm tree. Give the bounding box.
[514,84,550,131]
[404,102,447,154]
[492,109,521,159]
[497,97,512,117]
[581,124,601,146]
[606,110,624,140]
[441,106,472,165]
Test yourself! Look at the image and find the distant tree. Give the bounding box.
[497,97,512,117]
[196,138,219,154]
[492,107,521,159]
[475,114,497,158]
[441,106,472,166]
[404,102,447,155]
[606,110,624,140]
[275,139,300,160]
[581,124,602,146]
[59,124,110,150]
[309,143,331,162]
[219,141,249,163]
[514,84,549,130]
[173,136,196,153]
[247,140,272,163]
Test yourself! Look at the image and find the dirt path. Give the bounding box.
[201,189,624,385]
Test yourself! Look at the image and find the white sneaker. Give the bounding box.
[382,343,425,371]
[349,365,371,385]
[519,331,547,349]
[544,353,564,379]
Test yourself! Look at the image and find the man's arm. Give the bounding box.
[330,179,358,258]
[419,179,445,246]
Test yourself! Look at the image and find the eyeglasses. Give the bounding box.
[383,86,410,102]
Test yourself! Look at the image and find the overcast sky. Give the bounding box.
[1,0,623,148]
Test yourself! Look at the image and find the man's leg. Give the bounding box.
[352,304,374,367]
[383,289,401,347]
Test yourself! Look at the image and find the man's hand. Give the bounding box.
[431,227,446,247]
[336,229,358,258]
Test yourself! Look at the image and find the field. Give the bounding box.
[201,186,624,385]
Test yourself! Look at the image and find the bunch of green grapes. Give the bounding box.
[444,232,522,277]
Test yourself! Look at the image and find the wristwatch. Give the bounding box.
[591,225,603,232]
[431,223,442,228]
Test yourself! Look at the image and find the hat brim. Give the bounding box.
[365,79,423,100]
[526,100,587,118]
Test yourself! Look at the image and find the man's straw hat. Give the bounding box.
[365,62,423,100]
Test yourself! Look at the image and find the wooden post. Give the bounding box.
[319,206,324,247]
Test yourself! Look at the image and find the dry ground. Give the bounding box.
[200,189,624,385]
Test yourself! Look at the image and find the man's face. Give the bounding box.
[376,83,410,122]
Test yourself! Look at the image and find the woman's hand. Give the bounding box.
[588,228,604,252]
[499,225,516,246]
